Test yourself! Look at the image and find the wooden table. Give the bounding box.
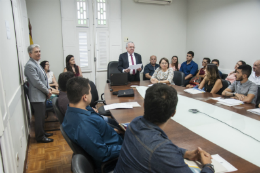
[104,81,260,172]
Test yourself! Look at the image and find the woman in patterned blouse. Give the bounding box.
[150,58,174,84]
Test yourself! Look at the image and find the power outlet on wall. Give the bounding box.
[124,37,129,42]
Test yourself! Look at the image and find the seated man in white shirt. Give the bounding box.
[249,60,260,85]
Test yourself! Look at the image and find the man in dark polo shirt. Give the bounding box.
[114,84,214,173]
[143,55,159,80]
[57,71,75,116]
[222,64,257,104]
[180,51,198,86]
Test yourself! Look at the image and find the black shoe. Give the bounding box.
[45,133,53,137]
[37,136,54,143]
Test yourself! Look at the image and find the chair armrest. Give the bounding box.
[101,157,118,173]
[95,100,107,105]
[101,93,104,100]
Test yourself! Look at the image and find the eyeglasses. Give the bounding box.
[128,47,135,49]
[161,63,168,65]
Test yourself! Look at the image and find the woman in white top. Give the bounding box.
[40,61,59,95]
[151,58,174,84]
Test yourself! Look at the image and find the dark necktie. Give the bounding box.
[130,54,135,75]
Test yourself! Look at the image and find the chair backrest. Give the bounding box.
[23,81,29,98]
[60,125,96,170]
[72,154,95,173]
[221,80,229,91]
[173,71,185,87]
[89,80,99,108]
[222,73,228,80]
[107,61,120,82]
[256,86,260,105]
[52,97,64,124]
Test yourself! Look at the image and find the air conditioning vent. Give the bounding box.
[134,0,172,5]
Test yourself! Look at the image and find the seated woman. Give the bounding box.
[63,55,83,77]
[225,60,246,84]
[40,61,59,95]
[169,56,181,71]
[150,58,174,84]
[198,64,225,95]
[186,57,210,88]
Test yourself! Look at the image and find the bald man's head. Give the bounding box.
[150,55,157,66]
[253,60,260,73]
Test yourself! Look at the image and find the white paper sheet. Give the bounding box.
[120,102,141,107]
[184,88,205,94]
[130,85,139,87]
[104,103,133,111]
[247,108,260,115]
[128,64,142,70]
[212,154,238,172]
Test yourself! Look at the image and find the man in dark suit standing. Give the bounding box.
[118,41,143,81]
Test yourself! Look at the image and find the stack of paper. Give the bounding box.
[128,64,142,70]
[217,98,244,106]
[184,88,205,94]
[104,102,141,111]
[247,108,260,115]
[185,154,237,173]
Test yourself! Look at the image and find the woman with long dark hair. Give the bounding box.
[225,60,246,84]
[63,55,83,77]
[198,63,225,95]
[169,56,181,71]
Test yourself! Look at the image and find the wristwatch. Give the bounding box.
[233,93,236,97]
[203,164,215,172]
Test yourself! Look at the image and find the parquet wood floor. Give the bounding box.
[25,112,73,173]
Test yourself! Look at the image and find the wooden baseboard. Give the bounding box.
[23,134,30,173]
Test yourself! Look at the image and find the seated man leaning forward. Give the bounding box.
[222,64,257,104]
[62,77,123,170]
[114,84,214,173]
[143,55,159,80]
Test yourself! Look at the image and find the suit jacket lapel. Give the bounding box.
[30,58,47,80]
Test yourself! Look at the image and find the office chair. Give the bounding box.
[255,86,260,107]
[89,80,111,116]
[222,73,228,80]
[60,125,118,173]
[173,71,185,87]
[72,154,95,173]
[107,61,121,83]
[221,80,229,91]
[52,97,64,124]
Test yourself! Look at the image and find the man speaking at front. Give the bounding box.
[118,41,143,81]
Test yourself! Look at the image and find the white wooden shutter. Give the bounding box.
[96,30,109,70]
[77,28,91,70]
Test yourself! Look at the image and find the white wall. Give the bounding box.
[26,0,64,78]
[186,0,260,73]
[0,0,29,173]
[121,0,188,66]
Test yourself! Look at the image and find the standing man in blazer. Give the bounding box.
[118,41,143,81]
[24,44,53,143]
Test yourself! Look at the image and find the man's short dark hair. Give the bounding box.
[58,72,75,92]
[238,64,252,78]
[212,59,219,65]
[187,51,194,57]
[66,77,90,104]
[144,84,178,125]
